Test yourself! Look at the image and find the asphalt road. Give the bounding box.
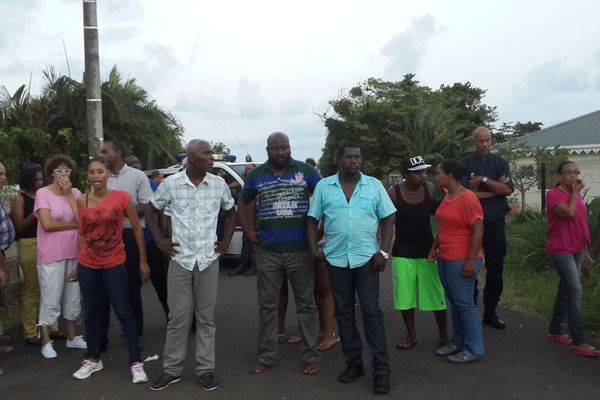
[1,261,599,400]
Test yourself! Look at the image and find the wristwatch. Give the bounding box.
[482,176,489,183]
[379,250,390,260]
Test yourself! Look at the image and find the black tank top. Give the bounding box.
[391,182,436,258]
[16,193,37,240]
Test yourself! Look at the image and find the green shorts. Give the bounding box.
[391,257,446,311]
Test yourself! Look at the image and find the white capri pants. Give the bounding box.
[37,259,81,326]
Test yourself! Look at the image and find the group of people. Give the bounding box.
[0,125,598,390]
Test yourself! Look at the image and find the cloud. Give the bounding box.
[501,50,600,126]
[102,26,141,43]
[237,77,269,119]
[173,91,234,119]
[118,44,181,91]
[381,14,444,78]
[277,97,309,117]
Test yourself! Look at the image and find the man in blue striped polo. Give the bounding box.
[238,132,321,376]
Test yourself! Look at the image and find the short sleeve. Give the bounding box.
[33,188,50,217]
[220,182,235,211]
[375,180,396,219]
[308,181,324,220]
[240,169,258,203]
[462,191,484,226]
[496,157,514,190]
[151,180,171,211]
[137,173,153,204]
[545,188,563,213]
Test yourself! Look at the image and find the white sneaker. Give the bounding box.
[41,341,57,359]
[66,335,87,349]
[131,362,148,384]
[73,359,103,380]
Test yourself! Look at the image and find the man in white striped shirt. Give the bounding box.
[146,140,236,392]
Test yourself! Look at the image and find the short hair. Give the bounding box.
[336,143,361,159]
[86,156,108,170]
[556,160,575,174]
[104,139,128,157]
[305,158,317,167]
[438,159,468,181]
[19,163,43,191]
[150,170,162,179]
[44,154,76,178]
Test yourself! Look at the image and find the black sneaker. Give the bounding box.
[150,372,182,391]
[338,364,366,383]
[199,371,218,391]
[373,374,390,395]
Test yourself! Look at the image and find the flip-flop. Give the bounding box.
[317,338,339,352]
[303,362,320,375]
[286,336,301,345]
[250,363,269,374]
[547,334,573,345]
[571,346,600,357]
[396,340,418,350]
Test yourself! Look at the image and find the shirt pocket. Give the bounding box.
[202,198,221,215]
[324,196,345,219]
[172,199,192,216]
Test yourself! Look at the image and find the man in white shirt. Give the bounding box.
[146,140,236,392]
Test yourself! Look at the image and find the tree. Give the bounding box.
[210,141,230,155]
[318,75,497,178]
[0,66,184,184]
[493,121,543,144]
[497,141,567,209]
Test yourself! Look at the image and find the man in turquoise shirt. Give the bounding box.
[307,144,395,395]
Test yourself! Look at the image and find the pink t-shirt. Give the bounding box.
[545,187,590,254]
[34,186,81,264]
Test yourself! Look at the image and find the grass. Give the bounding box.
[503,210,600,338]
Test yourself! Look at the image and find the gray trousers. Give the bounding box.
[257,248,320,366]
[162,259,219,376]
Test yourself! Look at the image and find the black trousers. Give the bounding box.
[327,260,390,376]
[99,229,144,348]
[146,238,169,319]
[475,218,507,315]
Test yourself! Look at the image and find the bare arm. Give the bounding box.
[126,201,149,282]
[37,208,78,232]
[307,217,323,261]
[372,214,395,272]
[10,194,37,233]
[215,207,237,255]
[238,199,259,244]
[553,182,584,219]
[463,219,484,277]
[0,251,8,289]
[144,204,178,258]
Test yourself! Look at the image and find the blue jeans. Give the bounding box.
[77,264,142,363]
[548,252,585,345]
[328,261,390,375]
[438,259,484,357]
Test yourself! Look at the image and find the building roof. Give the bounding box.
[516,109,600,154]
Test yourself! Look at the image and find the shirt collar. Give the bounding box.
[111,163,129,177]
[264,158,296,173]
[331,171,365,186]
[178,169,213,187]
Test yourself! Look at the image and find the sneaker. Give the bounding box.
[73,359,103,379]
[66,336,88,349]
[131,362,148,384]
[150,372,182,391]
[41,341,57,359]
[436,343,460,356]
[447,349,481,363]
[199,371,218,391]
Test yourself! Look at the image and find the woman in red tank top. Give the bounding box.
[72,158,150,383]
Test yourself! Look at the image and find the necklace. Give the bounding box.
[447,186,464,200]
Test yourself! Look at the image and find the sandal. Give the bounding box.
[277,333,288,344]
[396,339,418,350]
[286,336,301,345]
[571,346,600,358]
[250,362,269,374]
[547,334,573,345]
[318,337,339,352]
[303,362,320,375]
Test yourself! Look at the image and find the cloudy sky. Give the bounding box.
[1,0,599,162]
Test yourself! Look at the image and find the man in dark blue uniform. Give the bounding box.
[462,127,513,330]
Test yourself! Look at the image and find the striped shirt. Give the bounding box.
[0,201,15,252]
[241,159,321,253]
[151,170,234,271]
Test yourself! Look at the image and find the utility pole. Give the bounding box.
[83,0,103,157]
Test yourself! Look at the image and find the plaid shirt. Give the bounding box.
[0,201,15,252]
[151,170,234,271]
